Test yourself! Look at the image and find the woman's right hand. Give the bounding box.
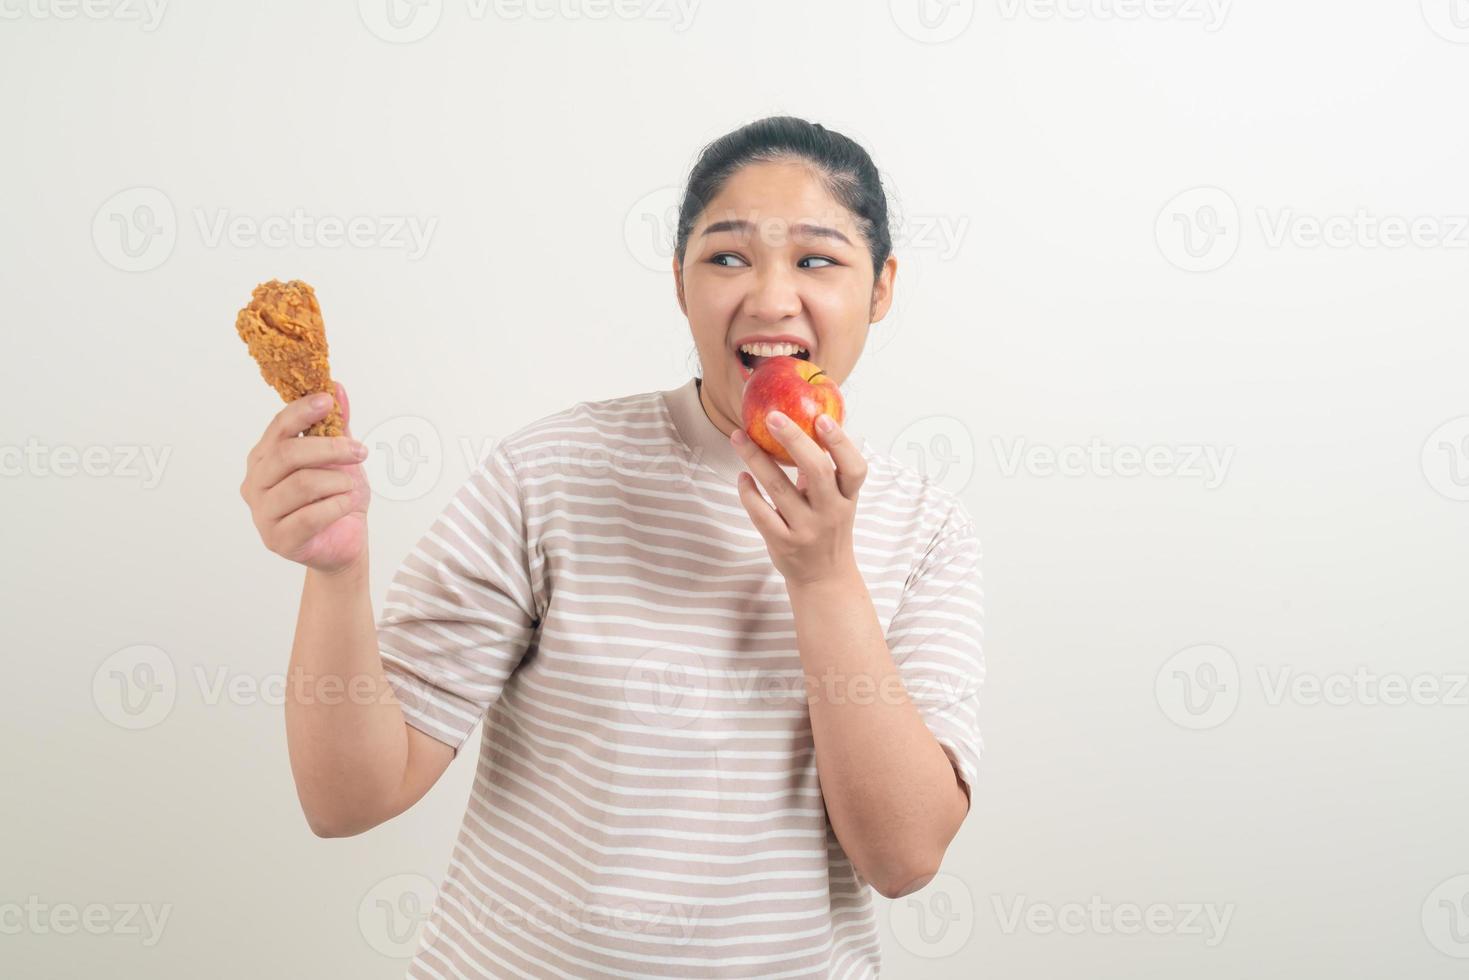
[241,381,371,574]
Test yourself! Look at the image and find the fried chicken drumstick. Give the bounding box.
[235,279,343,437]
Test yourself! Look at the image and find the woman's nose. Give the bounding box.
[743,265,803,322]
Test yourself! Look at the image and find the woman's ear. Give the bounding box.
[869,254,897,323]
[673,257,688,316]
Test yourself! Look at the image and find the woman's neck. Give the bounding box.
[695,376,738,439]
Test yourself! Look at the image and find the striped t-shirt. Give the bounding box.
[378,375,985,979]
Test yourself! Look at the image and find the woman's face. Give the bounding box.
[674,159,897,436]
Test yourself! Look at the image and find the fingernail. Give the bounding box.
[767,412,787,430]
[312,393,332,409]
[730,427,748,445]
[351,441,368,460]
[816,414,834,433]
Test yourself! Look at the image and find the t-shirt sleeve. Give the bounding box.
[377,444,542,757]
[886,504,985,807]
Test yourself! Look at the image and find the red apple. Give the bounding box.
[741,355,845,466]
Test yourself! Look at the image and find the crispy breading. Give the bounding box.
[235,279,343,437]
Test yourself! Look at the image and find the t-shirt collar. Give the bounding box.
[662,376,867,485]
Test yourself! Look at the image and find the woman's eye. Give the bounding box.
[710,253,838,269]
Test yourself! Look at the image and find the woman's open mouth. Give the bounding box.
[737,344,812,381]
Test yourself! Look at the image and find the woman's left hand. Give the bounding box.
[731,410,868,588]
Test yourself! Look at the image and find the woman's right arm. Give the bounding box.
[240,385,454,838]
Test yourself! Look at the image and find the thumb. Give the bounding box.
[335,381,353,439]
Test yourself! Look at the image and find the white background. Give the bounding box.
[3,1,1468,977]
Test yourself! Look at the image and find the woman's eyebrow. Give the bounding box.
[700,219,853,247]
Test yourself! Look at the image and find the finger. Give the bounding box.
[270,491,357,555]
[731,427,811,526]
[335,381,353,439]
[764,411,839,506]
[814,414,868,500]
[253,393,338,460]
[736,471,791,542]
[260,467,356,522]
[253,435,367,491]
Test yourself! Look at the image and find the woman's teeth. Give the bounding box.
[735,342,812,381]
[739,342,808,358]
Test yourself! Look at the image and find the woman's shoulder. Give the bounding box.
[857,442,981,567]
[482,386,674,473]
[862,443,972,514]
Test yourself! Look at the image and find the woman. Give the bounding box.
[240,115,984,978]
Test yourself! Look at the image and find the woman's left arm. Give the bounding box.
[731,411,972,900]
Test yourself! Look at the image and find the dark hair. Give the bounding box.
[674,116,894,282]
